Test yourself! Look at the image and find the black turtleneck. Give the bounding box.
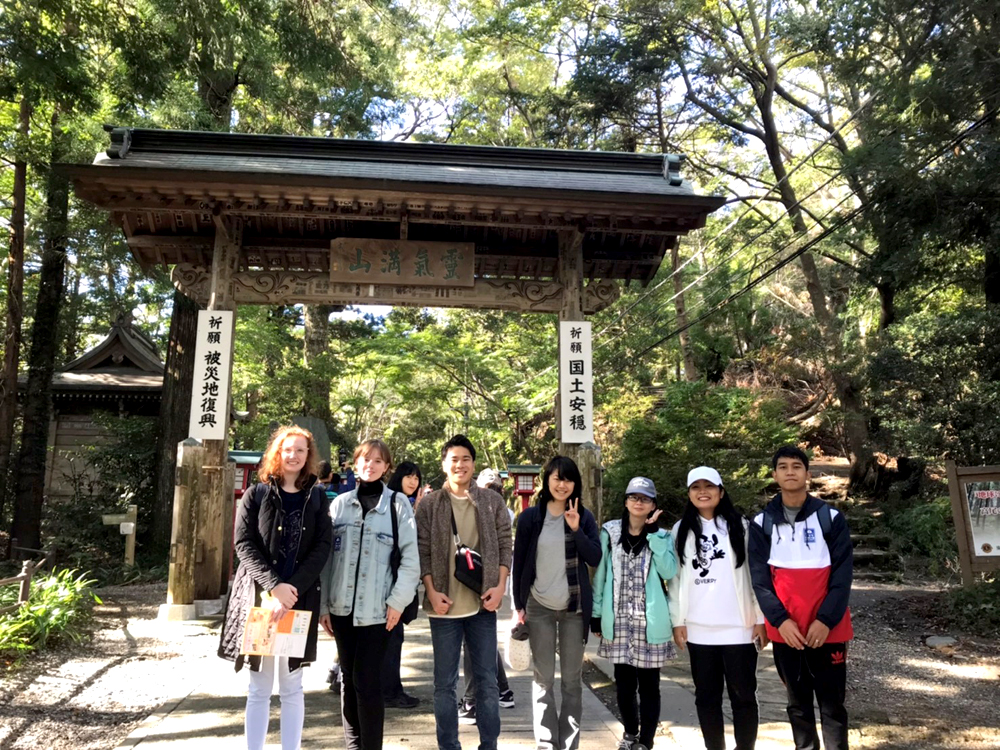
[358,479,382,516]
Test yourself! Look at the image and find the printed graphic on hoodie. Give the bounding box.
[693,533,725,580]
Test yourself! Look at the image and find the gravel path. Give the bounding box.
[1,580,998,749]
[0,583,218,750]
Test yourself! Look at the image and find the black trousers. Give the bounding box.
[772,642,849,750]
[687,642,759,750]
[381,621,405,699]
[330,615,390,750]
[614,664,660,748]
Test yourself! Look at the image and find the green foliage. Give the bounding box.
[0,568,101,664]
[869,306,1000,465]
[944,577,1000,638]
[888,498,957,571]
[603,382,800,523]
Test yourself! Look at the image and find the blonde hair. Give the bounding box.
[352,439,393,478]
[258,425,321,490]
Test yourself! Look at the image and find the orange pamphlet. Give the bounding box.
[240,606,312,658]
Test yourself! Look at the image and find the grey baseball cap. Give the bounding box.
[625,476,657,499]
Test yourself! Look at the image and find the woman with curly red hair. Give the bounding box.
[218,425,333,750]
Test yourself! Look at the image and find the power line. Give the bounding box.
[625,106,998,362]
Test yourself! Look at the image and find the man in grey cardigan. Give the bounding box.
[416,434,512,750]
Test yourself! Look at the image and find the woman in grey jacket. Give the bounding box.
[318,439,419,750]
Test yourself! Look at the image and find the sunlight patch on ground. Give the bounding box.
[900,657,999,681]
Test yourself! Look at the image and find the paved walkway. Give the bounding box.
[116,603,828,750]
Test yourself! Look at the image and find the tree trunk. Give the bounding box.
[755,65,871,482]
[150,289,199,554]
[877,282,896,329]
[10,112,69,556]
[302,304,333,425]
[670,243,698,381]
[0,98,30,528]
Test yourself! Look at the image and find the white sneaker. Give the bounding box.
[616,733,637,750]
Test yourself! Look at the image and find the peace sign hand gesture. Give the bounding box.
[645,508,664,526]
[565,498,581,531]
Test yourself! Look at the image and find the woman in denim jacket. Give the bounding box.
[319,439,419,750]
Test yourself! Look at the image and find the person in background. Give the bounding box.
[669,467,766,750]
[512,456,601,750]
[416,435,512,750]
[380,461,426,709]
[749,446,853,750]
[217,425,332,750]
[319,440,420,750]
[458,468,516,725]
[592,477,678,750]
[319,461,339,502]
[339,462,357,493]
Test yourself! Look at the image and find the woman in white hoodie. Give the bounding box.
[668,467,767,750]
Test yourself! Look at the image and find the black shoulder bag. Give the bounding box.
[451,507,484,594]
[389,493,420,625]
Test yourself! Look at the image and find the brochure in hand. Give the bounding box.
[240,595,312,658]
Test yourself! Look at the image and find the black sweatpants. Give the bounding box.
[614,664,660,748]
[687,642,759,750]
[772,642,849,750]
[330,615,390,750]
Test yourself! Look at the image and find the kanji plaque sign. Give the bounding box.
[559,321,594,444]
[331,238,475,288]
[188,310,234,440]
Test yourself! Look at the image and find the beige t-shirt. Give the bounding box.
[439,490,482,618]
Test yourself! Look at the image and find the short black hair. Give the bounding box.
[441,434,477,462]
[318,460,333,479]
[387,462,423,494]
[772,445,810,471]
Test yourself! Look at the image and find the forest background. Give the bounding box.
[0,0,997,600]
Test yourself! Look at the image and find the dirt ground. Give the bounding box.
[1,580,998,749]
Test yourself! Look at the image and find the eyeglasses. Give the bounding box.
[626,494,655,505]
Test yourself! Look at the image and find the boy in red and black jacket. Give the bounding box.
[749,446,853,750]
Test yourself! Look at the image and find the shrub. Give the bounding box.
[888,497,957,565]
[0,568,101,664]
[944,577,1000,638]
[603,381,799,522]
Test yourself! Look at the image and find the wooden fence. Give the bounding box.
[0,557,49,616]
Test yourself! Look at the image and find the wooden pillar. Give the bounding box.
[557,229,602,521]
[166,437,205,608]
[194,219,241,601]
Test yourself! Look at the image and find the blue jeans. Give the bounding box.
[430,610,501,750]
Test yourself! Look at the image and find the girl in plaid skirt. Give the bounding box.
[592,477,678,750]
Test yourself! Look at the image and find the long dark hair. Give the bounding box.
[676,488,746,569]
[535,456,584,511]
[387,461,422,496]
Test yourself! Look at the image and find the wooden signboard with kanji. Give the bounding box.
[330,238,475,288]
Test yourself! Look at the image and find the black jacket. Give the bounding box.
[217,478,332,672]
[512,504,602,637]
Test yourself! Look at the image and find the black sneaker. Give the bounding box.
[498,689,514,708]
[385,692,421,709]
[458,700,477,725]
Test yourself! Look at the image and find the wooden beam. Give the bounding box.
[172,264,620,314]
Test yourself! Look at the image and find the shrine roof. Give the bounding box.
[65,127,725,286]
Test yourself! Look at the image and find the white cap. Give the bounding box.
[687,466,724,488]
[477,468,499,488]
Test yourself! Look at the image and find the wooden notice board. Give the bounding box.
[946,460,1000,586]
[331,238,475,288]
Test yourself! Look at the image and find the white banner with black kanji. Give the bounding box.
[559,321,594,444]
[188,310,234,441]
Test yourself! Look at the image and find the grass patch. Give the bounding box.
[0,568,102,666]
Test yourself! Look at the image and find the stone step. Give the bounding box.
[853,548,903,570]
[855,569,902,582]
[852,534,892,550]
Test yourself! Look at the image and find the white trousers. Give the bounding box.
[245,656,304,750]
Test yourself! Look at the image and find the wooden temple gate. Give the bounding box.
[68,127,723,616]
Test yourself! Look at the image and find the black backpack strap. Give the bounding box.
[762,511,773,538]
[817,501,833,539]
[389,491,401,583]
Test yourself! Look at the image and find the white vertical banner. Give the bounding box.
[559,320,594,444]
[188,310,235,440]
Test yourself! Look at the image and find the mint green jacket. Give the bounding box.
[592,519,678,645]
